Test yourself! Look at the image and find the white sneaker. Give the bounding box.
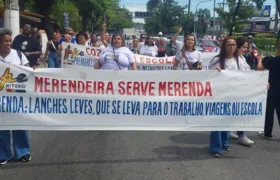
[229,132,239,139]
[238,136,255,146]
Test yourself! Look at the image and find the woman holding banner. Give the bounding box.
[58,34,72,58]
[0,28,32,165]
[208,37,242,157]
[95,34,137,70]
[227,37,254,146]
[139,35,158,57]
[172,34,203,70]
[88,33,105,48]
[76,32,89,46]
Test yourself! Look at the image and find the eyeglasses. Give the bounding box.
[226,44,236,47]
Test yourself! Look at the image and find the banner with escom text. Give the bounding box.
[0,64,268,131]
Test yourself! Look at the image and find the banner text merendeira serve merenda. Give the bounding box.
[34,77,213,97]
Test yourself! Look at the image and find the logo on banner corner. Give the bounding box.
[0,68,28,93]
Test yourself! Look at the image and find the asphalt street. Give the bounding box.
[0,115,280,180]
[1,62,280,180]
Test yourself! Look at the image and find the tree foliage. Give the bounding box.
[144,0,185,35]
[50,1,81,31]
[215,0,266,35]
[197,8,211,18]
[147,0,160,11]
[22,0,133,33]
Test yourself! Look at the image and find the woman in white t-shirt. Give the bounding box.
[208,37,239,157]
[226,37,254,146]
[173,34,202,70]
[95,34,137,70]
[139,36,158,57]
[0,28,32,165]
[76,32,88,46]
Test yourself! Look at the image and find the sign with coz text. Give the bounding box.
[61,42,102,68]
[0,64,268,131]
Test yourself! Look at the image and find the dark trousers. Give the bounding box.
[264,89,280,136]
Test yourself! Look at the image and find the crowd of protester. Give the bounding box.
[0,23,279,165]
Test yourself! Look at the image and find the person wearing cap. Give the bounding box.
[247,35,256,52]
[155,32,167,57]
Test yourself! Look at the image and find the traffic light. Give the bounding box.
[210,21,214,27]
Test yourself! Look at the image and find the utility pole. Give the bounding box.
[277,0,280,17]
[212,0,216,39]
[217,0,228,36]
[187,0,191,18]
[194,0,212,37]
[4,0,19,40]
[186,0,191,33]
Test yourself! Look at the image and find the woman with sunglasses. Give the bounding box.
[173,34,202,70]
[208,37,251,157]
[95,34,137,70]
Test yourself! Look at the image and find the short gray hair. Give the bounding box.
[0,28,12,41]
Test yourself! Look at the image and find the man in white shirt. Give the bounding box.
[0,28,31,165]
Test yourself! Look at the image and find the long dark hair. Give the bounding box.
[144,35,154,46]
[234,37,248,57]
[76,32,88,45]
[211,37,238,69]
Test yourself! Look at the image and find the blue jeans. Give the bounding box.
[48,52,60,68]
[0,130,30,160]
[237,131,245,137]
[210,131,229,153]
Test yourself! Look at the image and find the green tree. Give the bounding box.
[197,8,211,18]
[147,0,160,11]
[22,0,133,33]
[107,6,134,31]
[50,1,81,31]
[23,0,57,39]
[144,0,185,35]
[71,0,133,32]
[215,0,265,35]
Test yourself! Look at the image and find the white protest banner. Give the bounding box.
[133,52,218,71]
[61,42,103,68]
[0,64,268,131]
[134,55,175,70]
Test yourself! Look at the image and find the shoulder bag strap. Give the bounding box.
[51,41,58,52]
